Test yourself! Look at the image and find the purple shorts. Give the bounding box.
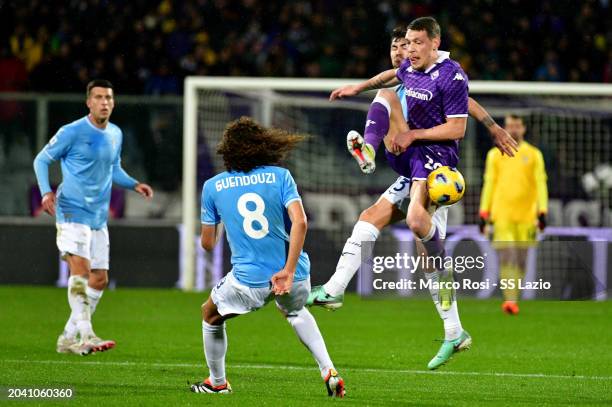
[384,143,459,181]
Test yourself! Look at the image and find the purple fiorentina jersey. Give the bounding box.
[385,51,468,180]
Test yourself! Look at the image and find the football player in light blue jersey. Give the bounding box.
[190,117,345,397]
[33,80,154,356]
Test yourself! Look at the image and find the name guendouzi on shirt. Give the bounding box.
[215,172,276,191]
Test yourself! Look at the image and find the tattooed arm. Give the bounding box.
[329,69,399,101]
[468,97,518,156]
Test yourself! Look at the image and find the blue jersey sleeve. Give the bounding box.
[396,85,408,122]
[281,169,301,208]
[43,126,75,161]
[112,137,138,189]
[33,151,53,196]
[201,180,220,225]
[441,67,469,118]
[33,126,75,196]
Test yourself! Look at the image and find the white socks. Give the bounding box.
[203,321,228,386]
[424,270,463,341]
[63,282,104,339]
[286,308,334,379]
[201,309,333,384]
[324,221,380,297]
[86,286,103,315]
[63,314,78,339]
[66,275,94,339]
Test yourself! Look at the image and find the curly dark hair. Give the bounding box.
[217,117,305,173]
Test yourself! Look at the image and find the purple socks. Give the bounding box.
[363,96,391,151]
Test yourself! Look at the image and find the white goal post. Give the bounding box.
[181,77,612,291]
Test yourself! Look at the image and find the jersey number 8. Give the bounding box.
[237,192,269,239]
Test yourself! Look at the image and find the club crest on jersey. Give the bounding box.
[407,88,433,102]
[453,73,464,81]
[430,70,439,80]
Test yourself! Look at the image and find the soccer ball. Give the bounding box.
[427,166,465,205]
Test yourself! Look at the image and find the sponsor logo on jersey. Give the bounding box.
[407,88,433,102]
[366,119,376,127]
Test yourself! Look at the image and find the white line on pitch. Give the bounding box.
[2,359,610,381]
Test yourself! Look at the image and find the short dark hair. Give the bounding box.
[217,117,305,173]
[407,16,441,39]
[86,79,113,97]
[391,26,407,42]
[506,114,525,124]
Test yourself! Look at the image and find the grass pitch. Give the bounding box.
[0,286,610,406]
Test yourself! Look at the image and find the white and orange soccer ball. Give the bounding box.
[427,166,465,206]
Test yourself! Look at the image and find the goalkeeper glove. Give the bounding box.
[538,212,547,231]
[478,210,489,234]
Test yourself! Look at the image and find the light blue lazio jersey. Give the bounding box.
[201,165,310,288]
[33,116,137,229]
[396,84,408,121]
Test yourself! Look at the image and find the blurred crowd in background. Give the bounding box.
[1,0,611,95]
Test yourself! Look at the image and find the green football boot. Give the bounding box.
[306,286,344,310]
[427,330,472,370]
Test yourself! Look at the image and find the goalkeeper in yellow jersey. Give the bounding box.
[479,114,548,315]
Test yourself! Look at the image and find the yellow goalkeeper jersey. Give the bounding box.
[479,141,548,223]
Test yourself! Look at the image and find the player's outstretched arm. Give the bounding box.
[468,97,518,157]
[271,200,307,295]
[329,69,399,101]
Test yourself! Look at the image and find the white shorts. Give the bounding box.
[211,271,310,316]
[379,176,449,239]
[379,176,411,207]
[56,223,110,270]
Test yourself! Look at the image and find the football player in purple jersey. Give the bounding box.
[324,17,517,370]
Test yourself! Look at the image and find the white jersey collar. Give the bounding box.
[85,115,109,132]
[424,50,450,73]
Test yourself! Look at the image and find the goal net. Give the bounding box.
[182,78,612,299]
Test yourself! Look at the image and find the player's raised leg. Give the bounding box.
[346,28,410,174]
[348,88,408,174]
[308,179,408,309]
[347,94,390,174]
[309,89,411,308]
